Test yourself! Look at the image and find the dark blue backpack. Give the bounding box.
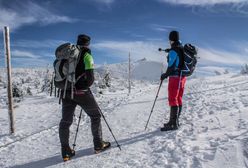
[181,43,198,76]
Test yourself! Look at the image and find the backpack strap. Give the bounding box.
[68,46,83,99]
[76,73,86,82]
[59,89,62,104]
[71,82,74,99]
[63,78,68,99]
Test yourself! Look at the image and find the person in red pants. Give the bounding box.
[160,30,186,131]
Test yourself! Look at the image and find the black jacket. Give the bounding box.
[75,47,94,90]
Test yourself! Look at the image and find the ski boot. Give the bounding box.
[61,146,75,162]
[94,141,111,154]
[161,123,178,131]
[161,106,179,131]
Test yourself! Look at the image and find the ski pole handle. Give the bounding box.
[158,48,170,53]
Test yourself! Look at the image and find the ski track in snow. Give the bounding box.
[1,74,248,167]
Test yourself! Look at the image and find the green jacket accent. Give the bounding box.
[84,52,94,70]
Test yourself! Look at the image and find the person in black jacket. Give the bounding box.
[59,34,110,161]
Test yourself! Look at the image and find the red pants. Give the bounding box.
[168,76,186,106]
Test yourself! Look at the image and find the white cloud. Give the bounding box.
[10,50,53,67]
[230,40,248,55]
[0,8,35,30]
[150,24,177,32]
[93,40,248,66]
[0,1,76,30]
[11,58,51,67]
[12,40,66,49]
[157,0,248,6]
[12,50,41,59]
[93,40,167,62]
[198,47,247,66]
[157,0,248,15]
[24,2,76,25]
[91,0,115,4]
[245,48,248,54]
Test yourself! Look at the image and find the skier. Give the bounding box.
[160,31,186,131]
[59,34,110,161]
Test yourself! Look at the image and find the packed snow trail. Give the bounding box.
[1,74,248,167]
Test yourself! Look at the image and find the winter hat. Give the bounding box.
[169,31,179,41]
[77,34,91,46]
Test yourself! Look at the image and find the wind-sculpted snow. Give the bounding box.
[0,68,248,167]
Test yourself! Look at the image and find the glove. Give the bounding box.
[160,73,168,81]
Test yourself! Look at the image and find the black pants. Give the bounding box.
[59,89,102,149]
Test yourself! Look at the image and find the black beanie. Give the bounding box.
[169,31,179,41]
[77,34,91,46]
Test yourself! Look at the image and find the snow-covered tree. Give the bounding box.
[241,64,248,74]
[40,67,52,93]
[12,83,24,98]
[97,63,111,89]
[26,87,32,96]
[103,72,111,87]
[102,63,111,87]
[214,70,221,76]
[224,69,229,74]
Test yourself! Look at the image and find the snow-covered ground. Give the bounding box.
[1,64,248,167]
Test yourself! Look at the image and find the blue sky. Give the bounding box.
[0,0,248,68]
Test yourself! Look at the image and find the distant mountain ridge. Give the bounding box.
[96,58,239,80]
[96,58,163,81]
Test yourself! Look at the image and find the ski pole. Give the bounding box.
[145,80,163,130]
[97,105,122,151]
[50,73,54,97]
[90,92,121,151]
[72,108,83,150]
[89,90,121,150]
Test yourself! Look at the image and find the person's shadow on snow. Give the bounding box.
[9,147,94,168]
[9,129,170,168]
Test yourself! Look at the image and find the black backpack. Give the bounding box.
[180,43,198,76]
